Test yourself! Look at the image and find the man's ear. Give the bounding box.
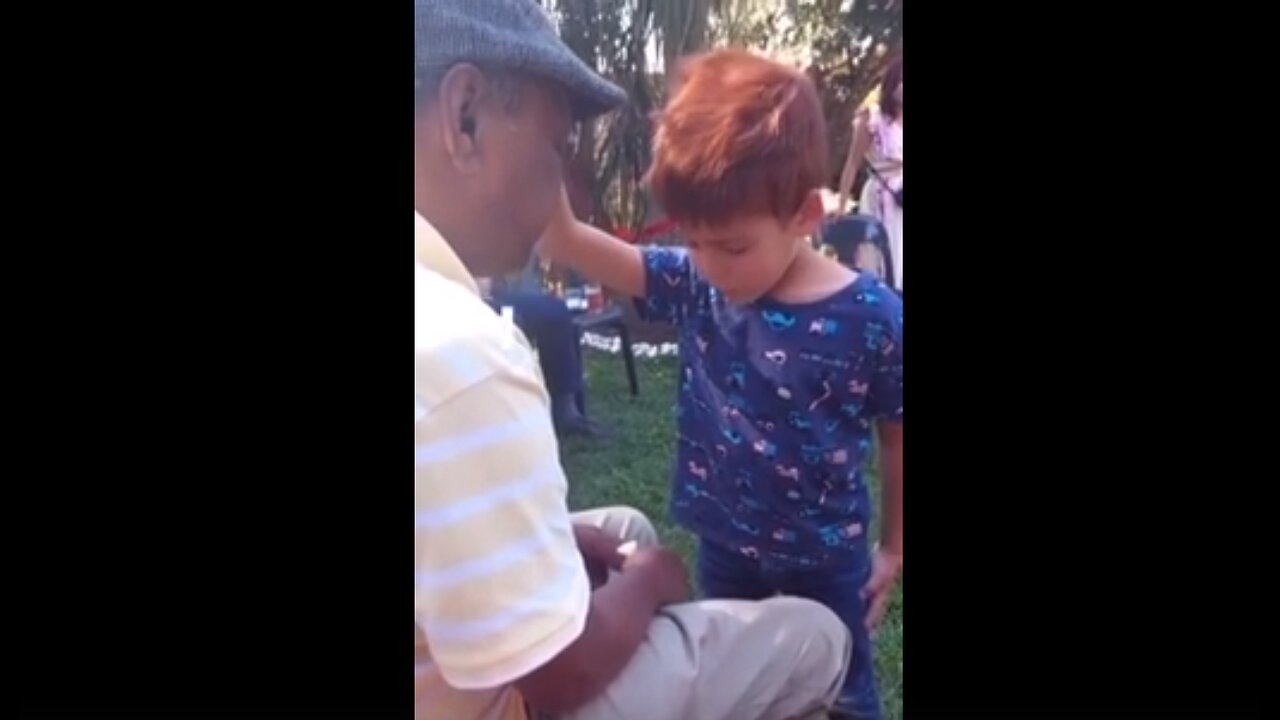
[437,63,487,173]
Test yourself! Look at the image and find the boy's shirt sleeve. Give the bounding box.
[866,281,904,421]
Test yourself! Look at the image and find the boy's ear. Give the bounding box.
[789,189,826,237]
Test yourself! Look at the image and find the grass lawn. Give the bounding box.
[560,351,903,720]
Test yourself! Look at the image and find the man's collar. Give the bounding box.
[415,212,479,296]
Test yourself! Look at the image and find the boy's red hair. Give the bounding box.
[647,49,828,227]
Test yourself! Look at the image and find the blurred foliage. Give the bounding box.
[544,0,902,229]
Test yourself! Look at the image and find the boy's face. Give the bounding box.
[683,191,823,304]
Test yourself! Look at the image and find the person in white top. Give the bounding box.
[837,58,903,291]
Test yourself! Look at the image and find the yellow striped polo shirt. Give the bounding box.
[414,213,590,720]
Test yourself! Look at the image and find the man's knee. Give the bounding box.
[759,596,852,699]
[600,506,658,547]
[572,506,659,547]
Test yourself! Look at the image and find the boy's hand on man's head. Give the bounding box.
[861,546,902,631]
[535,182,646,298]
[539,185,578,257]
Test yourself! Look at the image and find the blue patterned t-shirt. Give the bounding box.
[637,246,904,569]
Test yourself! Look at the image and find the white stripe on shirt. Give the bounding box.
[421,555,584,642]
[414,410,545,467]
[414,459,561,531]
[415,528,564,590]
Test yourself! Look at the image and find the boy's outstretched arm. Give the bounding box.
[539,187,646,298]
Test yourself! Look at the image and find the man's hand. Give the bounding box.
[517,534,679,714]
[619,545,689,606]
[860,546,902,631]
[573,524,625,589]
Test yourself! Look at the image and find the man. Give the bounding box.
[414,3,853,720]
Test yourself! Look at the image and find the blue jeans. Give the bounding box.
[697,539,881,720]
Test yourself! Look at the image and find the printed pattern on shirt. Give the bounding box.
[637,246,903,569]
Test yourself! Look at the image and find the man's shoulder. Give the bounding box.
[416,265,541,410]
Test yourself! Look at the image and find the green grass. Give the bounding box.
[561,352,903,720]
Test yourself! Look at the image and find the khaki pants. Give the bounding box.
[556,507,852,720]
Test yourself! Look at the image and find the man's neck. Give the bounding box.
[415,203,480,294]
[416,185,476,267]
[416,194,460,251]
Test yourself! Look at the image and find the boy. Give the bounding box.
[539,49,902,720]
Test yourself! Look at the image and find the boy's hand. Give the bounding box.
[861,546,902,630]
[540,185,577,257]
[535,183,647,298]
